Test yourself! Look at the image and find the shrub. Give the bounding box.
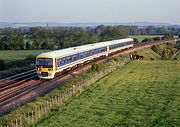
[133,38,139,44]
[153,37,161,41]
[92,62,106,72]
[25,54,36,63]
[142,38,152,42]
[0,59,5,71]
[162,32,174,40]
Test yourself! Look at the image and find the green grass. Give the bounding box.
[0,50,51,78]
[35,60,180,127]
[175,51,180,60]
[135,48,162,60]
[129,35,178,42]
[0,50,51,62]
[129,35,163,42]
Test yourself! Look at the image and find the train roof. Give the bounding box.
[37,38,133,58]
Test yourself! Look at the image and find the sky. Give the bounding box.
[0,0,180,24]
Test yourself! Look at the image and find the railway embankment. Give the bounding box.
[0,55,130,127]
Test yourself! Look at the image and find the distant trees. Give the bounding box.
[96,26,127,41]
[0,25,180,50]
[0,26,128,50]
[0,28,24,50]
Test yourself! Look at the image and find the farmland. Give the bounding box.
[35,60,180,127]
[0,50,51,79]
[129,35,178,42]
[129,35,163,42]
[0,50,51,62]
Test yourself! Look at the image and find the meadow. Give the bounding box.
[0,50,51,62]
[35,60,180,127]
[129,35,163,42]
[0,50,51,78]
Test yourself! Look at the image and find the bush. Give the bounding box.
[162,32,174,40]
[25,54,36,63]
[142,38,152,42]
[133,38,139,44]
[92,62,106,72]
[174,41,180,49]
[0,59,5,71]
[153,37,161,41]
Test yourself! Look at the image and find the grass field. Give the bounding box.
[129,35,163,42]
[0,50,51,62]
[129,35,178,42]
[35,60,180,127]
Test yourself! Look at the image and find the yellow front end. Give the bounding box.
[36,56,55,79]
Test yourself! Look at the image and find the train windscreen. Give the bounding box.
[36,58,53,68]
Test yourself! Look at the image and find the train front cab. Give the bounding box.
[36,57,55,79]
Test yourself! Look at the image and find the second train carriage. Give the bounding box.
[36,38,134,79]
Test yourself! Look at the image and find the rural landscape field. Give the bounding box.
[0,0,180,127]
[35,60,180,127]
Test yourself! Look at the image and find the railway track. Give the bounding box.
[0,39,178,116]
[0,69,36,90]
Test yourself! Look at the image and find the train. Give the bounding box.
[36,38,134,79]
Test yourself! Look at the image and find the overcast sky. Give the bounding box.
[0,0,180,24]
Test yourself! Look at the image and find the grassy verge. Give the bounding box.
[35,60,180,127]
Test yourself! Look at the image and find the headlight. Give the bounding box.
[37,68,41,71]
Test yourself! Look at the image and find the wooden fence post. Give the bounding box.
[11,120,14,127]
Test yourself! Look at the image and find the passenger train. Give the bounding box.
[36,38,134,79]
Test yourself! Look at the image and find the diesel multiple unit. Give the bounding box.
[36,38,134,79]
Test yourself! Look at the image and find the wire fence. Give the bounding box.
[6,57,130,127]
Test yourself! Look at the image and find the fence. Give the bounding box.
[6,57,130,127]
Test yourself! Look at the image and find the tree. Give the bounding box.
[133,38,139,44]
[163,32,174,40]
[99,26,128,41]
[25,41,31,49]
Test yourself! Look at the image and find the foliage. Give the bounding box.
[0,26,128,50]
[142,37,153,42]
[24,54,36,63]
[129,35,163,42]
[1,26,179,50]
[91,62,106,72]
[0,59,5,71]
[152,36,161,41]
[133,38,139,44]
[151,44,177,60]
[162,32,174,40]
[174,41,180,49]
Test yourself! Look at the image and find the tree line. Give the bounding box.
[0,25,179,50]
